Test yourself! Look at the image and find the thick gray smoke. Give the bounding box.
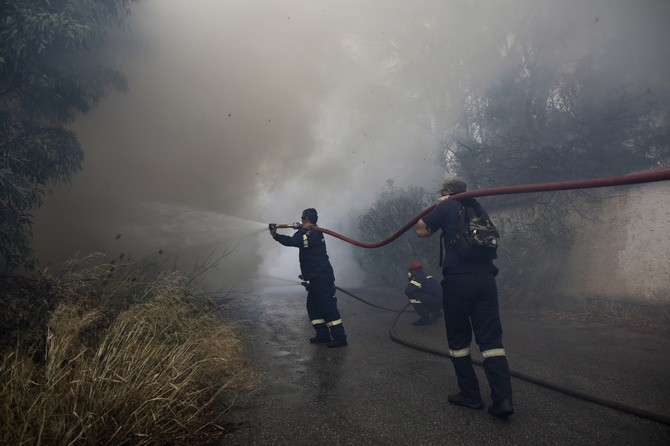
[32,0,670,292]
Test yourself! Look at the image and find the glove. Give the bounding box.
[298,275,310,290]
[268,223,277,237]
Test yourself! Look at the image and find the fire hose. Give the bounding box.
[269,167,670,425]
[335,286,670,426]
[314,166,670,247]
[271,166,670,425]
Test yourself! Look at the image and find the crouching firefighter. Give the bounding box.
[404,261,443,326]
[269,208,348,348]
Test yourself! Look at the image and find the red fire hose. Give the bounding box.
[313,166,670,247]
[265,166,670,425]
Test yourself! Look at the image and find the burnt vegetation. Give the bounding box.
[356,3,669,308]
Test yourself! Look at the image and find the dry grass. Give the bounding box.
[573,297,670,334]
[506,295,670,338]
[0,256,255,445]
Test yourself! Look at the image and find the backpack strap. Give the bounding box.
[451,198,472,248]
[439,235,443,267]
[439,199,471,267]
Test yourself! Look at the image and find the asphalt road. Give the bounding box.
[218,286,670,446]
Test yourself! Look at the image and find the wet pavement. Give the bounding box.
[218,286,670,446]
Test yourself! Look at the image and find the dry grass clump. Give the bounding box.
[575,296,670,334]
[0,257,255,445]
[507,293,670,338]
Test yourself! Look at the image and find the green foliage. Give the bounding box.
[355,180,439,287]
[0,0,138,272]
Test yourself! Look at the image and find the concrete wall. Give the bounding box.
[561,182,670,302]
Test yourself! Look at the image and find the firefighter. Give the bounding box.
[404,261,443,326]
[415,177,514,419]
[269,208,348,348]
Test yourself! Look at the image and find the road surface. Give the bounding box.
[218,286,670,445]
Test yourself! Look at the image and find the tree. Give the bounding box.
[436,4,670,299]
[355,181,439,287]
[446,46,670,191]
[384,2,669,188]
[364,1,669,298]
[0,0,139,272]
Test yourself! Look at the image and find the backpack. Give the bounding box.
[451,198,500,262]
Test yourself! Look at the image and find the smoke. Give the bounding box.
[31,0,670,291]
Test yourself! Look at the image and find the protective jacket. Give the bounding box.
[404,270,443,317]
[273,227,345,342]
[274,228,334,280]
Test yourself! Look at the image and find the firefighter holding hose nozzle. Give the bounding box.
[269,208,348,348]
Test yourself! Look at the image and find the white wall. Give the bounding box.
[562,182,670,302]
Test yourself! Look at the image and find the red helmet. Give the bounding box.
[408,261,422,271]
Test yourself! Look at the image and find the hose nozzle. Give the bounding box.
[270,222,301,229]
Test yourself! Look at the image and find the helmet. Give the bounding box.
[408,261,422,271]
[441,177,467,194]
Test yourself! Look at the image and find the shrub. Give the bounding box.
[0,257,255,445]
[355,181,439,287]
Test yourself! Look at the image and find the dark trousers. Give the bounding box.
[442,273,512,402]
[306,275,346,340]
[411,297,442,319]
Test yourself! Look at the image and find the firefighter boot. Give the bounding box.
[326,321,347,348]
[412,308,433,326]
[412,317,433,326]
[310,323,331,344]
[488,399,514,418]
[310,336,331,344]
[448,392,485,410]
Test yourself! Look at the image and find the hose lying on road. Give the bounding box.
[334,285,670,426]
[335,286,410,312]
[321,168,670,425]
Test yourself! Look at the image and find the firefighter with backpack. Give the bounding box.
[415,177,515,419]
